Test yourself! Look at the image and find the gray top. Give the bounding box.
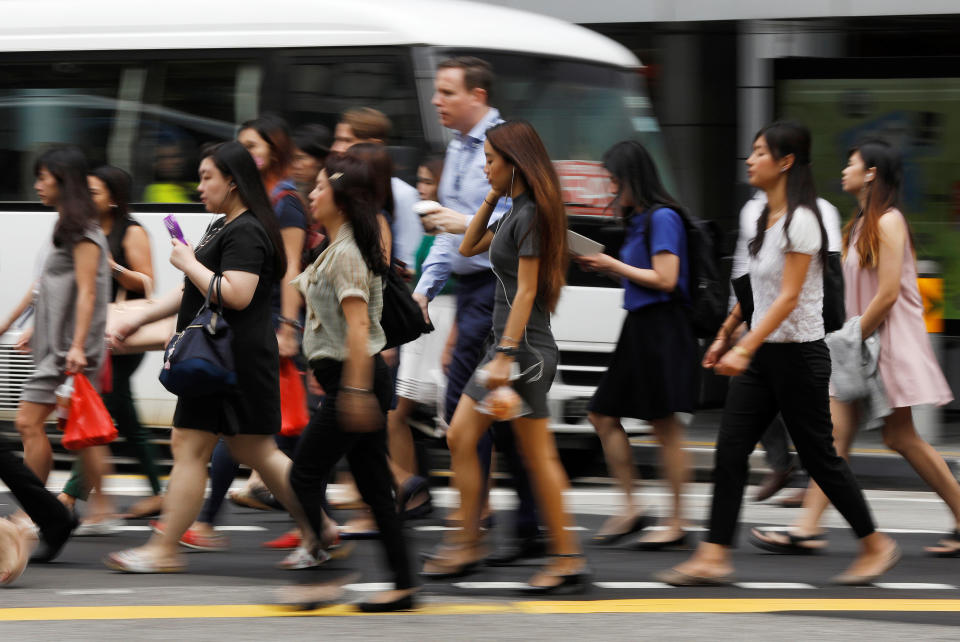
[25,225,110,399]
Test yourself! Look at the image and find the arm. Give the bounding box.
[483,256,539,389]
[858,212,906,338]
[113,225,155,295]
[278,226,306,358]
[378,213,393,264]
[339,296,382,432]
[412,233,455,317]
[459,188,500,257]
[171,239,260,310]
[0,281,37,336]
[65,240,102,373]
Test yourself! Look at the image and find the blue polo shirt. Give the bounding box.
[620,207,689,311]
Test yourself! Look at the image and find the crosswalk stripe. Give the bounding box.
[453,582,530,590]
[593,582,673,589]
[735,582,816,590]
[873,583,957,590]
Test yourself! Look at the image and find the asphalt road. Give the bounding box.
[2,478,960,639]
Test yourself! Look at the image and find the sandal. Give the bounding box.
[654,567,734,587]
[119,495,163,520]
[277,545,332,570]
[420,542,486,579]
[592,514,652,546]
[925,529,960,558]
[397,476,433,520]
[0,518,32,586]
[520,553,591,595]
[831,542,901,586]
[749,527,826,555]
[104,549,185,574]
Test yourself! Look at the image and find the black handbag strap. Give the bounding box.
[203,274,226,333]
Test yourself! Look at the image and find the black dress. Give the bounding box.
[172,212,280,435]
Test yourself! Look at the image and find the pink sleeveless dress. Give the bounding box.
[844,211,953,408]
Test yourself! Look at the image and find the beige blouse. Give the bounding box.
[292,223,384,362]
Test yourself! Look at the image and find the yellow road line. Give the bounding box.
[2,599,960,621]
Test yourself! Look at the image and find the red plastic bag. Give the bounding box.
[98,350,113,395]
[279,358,310,437]
[62,373,118,450]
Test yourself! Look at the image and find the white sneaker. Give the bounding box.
[277,545,331,570]
[74,517,124,537]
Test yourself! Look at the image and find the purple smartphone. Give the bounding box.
[163,214,186,244]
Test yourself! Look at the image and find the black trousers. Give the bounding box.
[707,340,876,545]
[290,355,413,589]
[0,433,71,537]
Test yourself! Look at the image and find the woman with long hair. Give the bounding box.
[658,122,899,586]
[16,146,111,511]
[279,151,416,612]
[58,166,163,531]
[104,141,327,573]
[751,138,960,556]
[421,120,587,593]
[575,140,696,549]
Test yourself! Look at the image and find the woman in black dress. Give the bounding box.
[104,141,322,573]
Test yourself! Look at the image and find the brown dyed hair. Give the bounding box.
[341,107,392,142]
[486,120,567,312]
[842,138,913,268]
[240,114,295,189]
[437,56,493,101]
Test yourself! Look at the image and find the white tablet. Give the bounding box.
[567,230,605,256]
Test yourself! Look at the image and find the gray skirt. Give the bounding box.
[463,334,557,419]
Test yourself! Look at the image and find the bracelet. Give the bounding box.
[278,316,303,331]
[495,344,519,358]
[484,198,498,207]
[499,335,519,345]
[342,385,370,394]
[731,345,752,358]
[112,263,127,275]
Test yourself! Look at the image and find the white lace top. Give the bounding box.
[749,206,824,343]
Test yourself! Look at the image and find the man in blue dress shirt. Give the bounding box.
[414,57,543,564]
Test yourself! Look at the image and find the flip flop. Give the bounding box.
[925,530,960,558]
[104,549,186,574]
[654,567,734,587]
[749,527,826,555]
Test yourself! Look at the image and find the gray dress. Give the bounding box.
[22,226,111,404]
[463,192,557,418]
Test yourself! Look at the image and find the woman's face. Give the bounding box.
[483,140,512,193]
[841,150,870,195]
[87,176,113,216]
[292,148,322,186]
[416,165,439,201]
[746,135,786,190]
[238,128,273,174]
[608,174,634,209]
[197,157,233,214]
[34,166,59,206]
[309,169,338,225]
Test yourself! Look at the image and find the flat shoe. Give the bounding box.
[0,518,32,586]
[830,544,901,586]
[749,528,826,555]
[631,531,689,551]
[357,593,417,612]
[654,568,733,587]
[592,514,653,546]
[104,549,185,574]
[74,517,125,537]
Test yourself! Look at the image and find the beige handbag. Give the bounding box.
[106,276,176,356]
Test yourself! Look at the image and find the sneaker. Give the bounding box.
[148,520,228,552]
[262,531,302,550]
[277,545,331,570]
[74,517,124,537]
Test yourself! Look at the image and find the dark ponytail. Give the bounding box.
[35,145,98,248]
[748,121,826,261]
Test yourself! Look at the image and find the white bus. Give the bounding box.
[0,0,672,444]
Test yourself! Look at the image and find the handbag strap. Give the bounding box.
[203,274,226,334]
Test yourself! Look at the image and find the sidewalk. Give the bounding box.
[630,409,960,490]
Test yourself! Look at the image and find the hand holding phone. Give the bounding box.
[163,215,187,244]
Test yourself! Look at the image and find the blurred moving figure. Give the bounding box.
[143,139,196,203]
[575,141,696,550]
[104,141,317,574]
[422,120,587,594]
[285,151,416,612]
[658,121,899,587]
[60,166,162,532]
[751,138,960,557]
[291,124,333,209]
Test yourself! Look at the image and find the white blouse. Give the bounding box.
[749,206,824,343]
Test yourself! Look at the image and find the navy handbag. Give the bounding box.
[159,275,237,396]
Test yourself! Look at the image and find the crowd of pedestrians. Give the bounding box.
[1,54,958,605]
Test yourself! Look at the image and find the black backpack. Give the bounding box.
[646,206,726,339]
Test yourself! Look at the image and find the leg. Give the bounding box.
[759,417,794,473]
[106,354,162,497]
[195,440,239,528]
[15,401,55,483]
[61,459,88,503]
[79,445,114,520]
[387,396,417,484]
[444,396,496,543]
[491,421,539,540]
[637,413,689,543]
[588,411,642,536]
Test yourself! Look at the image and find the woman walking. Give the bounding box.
[282,151,416,611]
[104,141,325,573]
[421,120,587,593]
[657,121,899,586]
[60,166,163,531]
[575,140,695,549]
[751,138,960,556]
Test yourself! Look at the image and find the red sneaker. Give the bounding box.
[148,520,228,552]
[262,531,302,550]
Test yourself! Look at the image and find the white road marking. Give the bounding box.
[452,582,530,590]
[873,583,956,590]
[344,583,394,592]
[57,589,135,595]
[594,582,673,589]
[735,582,816,590]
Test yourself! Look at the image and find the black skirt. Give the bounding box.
[588,301,697,421]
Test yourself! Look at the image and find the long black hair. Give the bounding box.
[602,140,687,221]
[324,151,388,276]
[200,141,287,279]
[347,142,395,222]
[747,121,826,261]
[90,165,133,221]
[35,145,98,248]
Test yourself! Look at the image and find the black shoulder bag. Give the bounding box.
[380,261,434,350]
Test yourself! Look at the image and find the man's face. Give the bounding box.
[332,123,359,153]
[431,67,479,132]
